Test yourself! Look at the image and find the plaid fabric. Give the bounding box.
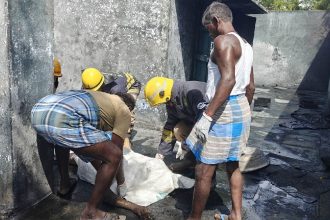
[31,90,112,149]
[186,95,251,164]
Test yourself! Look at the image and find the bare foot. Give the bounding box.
[80,208,104,220]
[112,197,153,220]
[132,206,153,220]
[80,207,126,220]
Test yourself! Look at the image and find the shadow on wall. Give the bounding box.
[296,15,330,116]
[12,135,51,215]
[298,31,330,93]
[295,34,330,130]
[240,15,329,219]
[262,12,330,155]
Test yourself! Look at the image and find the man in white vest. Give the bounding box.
[186,2,255,220]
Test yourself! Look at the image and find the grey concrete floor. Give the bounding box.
[13,87,330,220]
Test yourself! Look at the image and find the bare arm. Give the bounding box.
[204,35,241,118]
[245,67,255,105]
[111,133,124,150]
[115,161,125,185]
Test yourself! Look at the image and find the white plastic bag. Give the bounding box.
[75,150,195,206]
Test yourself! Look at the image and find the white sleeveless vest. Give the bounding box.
[205,32,253,101]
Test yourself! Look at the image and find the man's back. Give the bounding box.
[102,72,141,97]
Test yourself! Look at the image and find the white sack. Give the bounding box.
[75,150,195,206]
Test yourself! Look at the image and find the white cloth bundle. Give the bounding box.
[75,149,195,206]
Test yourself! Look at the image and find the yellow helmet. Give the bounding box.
[144,77,174,107]
[53,58,62,77]
[81,68,105,91]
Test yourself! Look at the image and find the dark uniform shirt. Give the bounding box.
[159,80,207,155]
[102,72,141,96]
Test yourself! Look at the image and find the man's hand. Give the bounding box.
[195,112,213,144]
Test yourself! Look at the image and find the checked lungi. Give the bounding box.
[31,90,112,149]
[186,94,251,165]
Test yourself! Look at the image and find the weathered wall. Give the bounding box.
[0,0,13,216]
[53,4,330,123]
[54,0,173,125]
[54,0,171,89]
[0,0,54,217]
[252,11,330,91]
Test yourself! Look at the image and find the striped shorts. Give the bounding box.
[186,95,251,165]
[31,90,112,150]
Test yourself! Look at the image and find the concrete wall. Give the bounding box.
[0,0,53,217]
[0,1,328,217]
[54,0,175,125]
[0,0,13,216]
[252,11,330,91]
[54,0,171,89]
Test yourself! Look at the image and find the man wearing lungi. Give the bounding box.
[186,2,255,220]
[31,90,148,219]
[81,67,142,197]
